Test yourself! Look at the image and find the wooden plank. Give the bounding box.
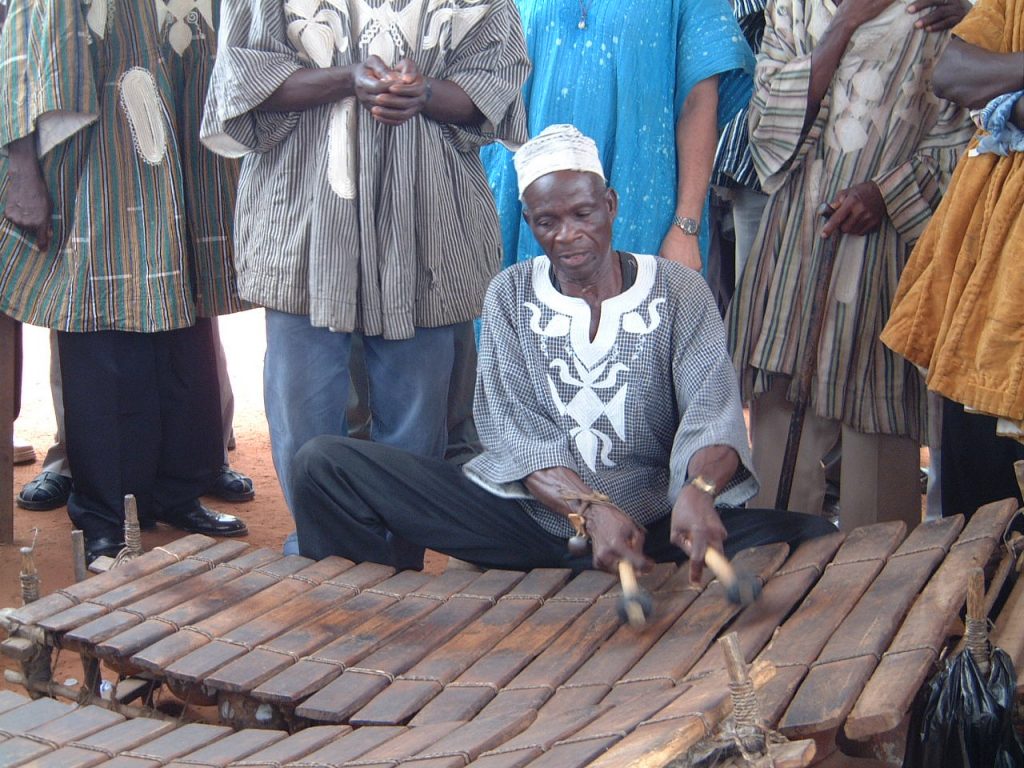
[476,565,676,721]
[603,543,790,706]
[536,564,710,717]
[66,547,283,649]
[779,517,962,749]
[0,698,78,736]
[991,559,1024,694]
[200,561,396,697]
[0,312,15,544]
[401,710,536,767]
[162,557,355,686]
[0,705,123,766]
[29,718,177,768]
[162,728,286,768]
[88,723,232,768]
[844,500,1018,741]
[288,569,524,723]
[255,570,470,710]
[750,521,907,726]
[338,721,461,766]
[42,541,253,637]
[406,570,617,726]
[228,726,349,767]
[278,726,406,767]
[684,532,844,681]
[9,535,219,626]
[350,569,570,726]
[471,706,609,768]
[119,555,314,672]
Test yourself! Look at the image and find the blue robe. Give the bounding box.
[484,0,755,267]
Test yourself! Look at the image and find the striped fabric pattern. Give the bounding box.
[0,0,247,333]
[202,0,530,340]
[726,0,975,440]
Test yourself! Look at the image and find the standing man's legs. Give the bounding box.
[264,309,352,553]
[838,426,921,530]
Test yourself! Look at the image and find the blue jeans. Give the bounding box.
[263,310,455,553]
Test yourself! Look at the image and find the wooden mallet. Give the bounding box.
[617,560,654,628]
[704,547,762,607]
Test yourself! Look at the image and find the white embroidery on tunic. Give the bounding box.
[82,0,108,39]
[328,97,359,198]
[119,68,168,165]
[159,0,215,55]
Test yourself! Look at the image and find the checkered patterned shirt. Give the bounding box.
[464,254,758,538]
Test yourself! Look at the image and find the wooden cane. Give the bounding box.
[775,204,839,511]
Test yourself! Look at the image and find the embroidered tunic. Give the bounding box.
[464,254,757,539]
[481,0,755,267]
[202,0,530,340]
[726,0,974,439]
[0,0,246,332]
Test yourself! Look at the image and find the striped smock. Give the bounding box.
[0,0,247,332]
[201,0,530,340]
[726,0,975,439]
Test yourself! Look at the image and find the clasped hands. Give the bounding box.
[581,484,726,584]
[354,55,429,126]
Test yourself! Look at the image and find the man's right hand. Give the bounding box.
[833,0,901,30]
[4,136,52,251]
[585,502,652,575]
[353,55,396,113]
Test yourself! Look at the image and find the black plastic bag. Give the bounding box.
[906,647,1024,767]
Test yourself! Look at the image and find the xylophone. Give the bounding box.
[1,498,1022,766]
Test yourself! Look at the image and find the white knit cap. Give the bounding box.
[513,124,605,199]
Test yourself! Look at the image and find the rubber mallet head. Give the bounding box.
[617,560,654,628]
[704,548,762,606]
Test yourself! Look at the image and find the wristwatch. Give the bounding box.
[686,475,717,496]
[672,215,700,236]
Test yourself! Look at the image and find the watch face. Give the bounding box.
[674,216,699,235]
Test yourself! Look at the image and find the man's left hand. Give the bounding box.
[821,181,887,238]
[658,225,702,271]
[670,484,728,584]
[908,0,970,32]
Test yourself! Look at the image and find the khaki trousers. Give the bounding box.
[749,378,921,530]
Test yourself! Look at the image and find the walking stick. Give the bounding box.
[775,204,839,511]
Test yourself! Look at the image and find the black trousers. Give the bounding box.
[293,436,837,572]
[57,320,223,540]
[941,398,1024,520]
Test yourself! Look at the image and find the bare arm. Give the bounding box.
[257,66,358,112]
[933,38,1024,121]
[659,77,718,271]
[670,444,738,582]
[3,134,52,250]
[523,467,650,573]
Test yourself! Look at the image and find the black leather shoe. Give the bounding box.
[17,471,73,511]
[156,505,248,536]
[85,536,125,565]
[205,467,255,503]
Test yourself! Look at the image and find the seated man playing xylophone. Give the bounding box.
[292,124,835,580]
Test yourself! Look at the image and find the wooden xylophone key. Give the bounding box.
[28,717,177,768]
[161,557,357,689]
[350,568,571,727]
[91,723,233,768]
[66,547,285,651]
[0,704,123,766]
[390,711,537,768]
[779,515,964,756]
[0,696,78,738]
[474,564,676,721]
[471,705,610,768]
[328,720,463,768]
[228,725,349,767]
[7,535,219,628]
[43,541,252,645]
[406,569,618,727]
[683,530,845,682]
[250,569,465,712]
[200,561,398,703]
[160,728,287,768]
[274,726,407,767]
[991,555,1024,696]
[603,542,789,706]
[291,569,525,724]
[845,498,1020,742]
[750,521,907,727]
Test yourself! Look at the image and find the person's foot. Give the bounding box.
[17,471,72,511]
[84,535,125,565]
[156,504,248,536]
[13,437,35,465]
[205,467,255,503]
